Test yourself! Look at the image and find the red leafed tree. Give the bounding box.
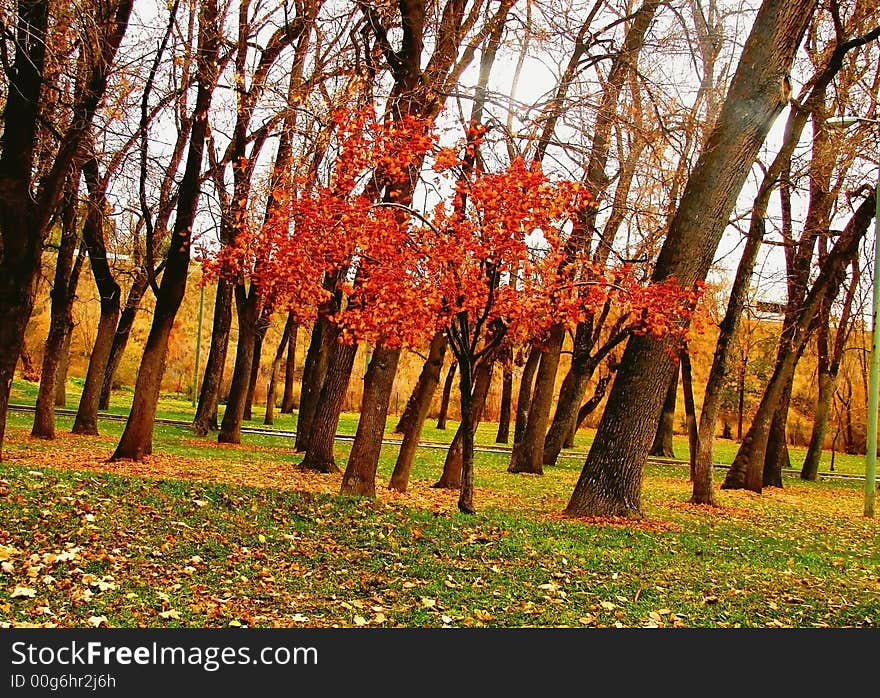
[331,126,703,513]
[208,115,702,513]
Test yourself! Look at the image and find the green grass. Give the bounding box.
[1,380,879,628]
[10,377,867,476]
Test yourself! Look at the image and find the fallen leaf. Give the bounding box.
[88,615,108,627]
[11,586,37,599]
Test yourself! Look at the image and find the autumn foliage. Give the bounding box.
[199,109,703,510]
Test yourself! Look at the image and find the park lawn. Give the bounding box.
[8,377,867,476]
[0,408,878,629]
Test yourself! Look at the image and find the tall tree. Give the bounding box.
[565,0,818,518]
[32,179,86,438]
[112,0,221,460]
[0,0,133,460]
[513,0,663,474]
[722,189,876,491]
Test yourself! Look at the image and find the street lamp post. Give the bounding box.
[825,115,879,518]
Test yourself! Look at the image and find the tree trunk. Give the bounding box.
[565,372,613,448]
[218,286,258,444]
[800,261,858,479]
[513,345,540,443]
[112,0,220,461]
[496,363,513,444]
[509,323,565,474]
[73,271,123,430]
[691,215,765,503]
[722,191,874,491]
[565,0,817,517]
[342,345,402,496]
[243,310,268,421]
[264,314,293,426]
[434,353,495,489]
[544,322,596,465]
[680,348,698,480]
[295,314,335,451]
[649,366,679,458]
[54,331,72,407]
[801,369,834,480]
[0,0,132,461]
[299,340,358,473]
[458,359,476,514]
[32,183,83,439]
[394,332,446,434]
[762,381,793,487]
[98,272,148,410]
[390,332,448,492]
[281,310,298,413]
[73,152,124,435]
[435,359,456,430]
[193,278,234,435]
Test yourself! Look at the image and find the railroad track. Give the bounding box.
[7,403,863,482]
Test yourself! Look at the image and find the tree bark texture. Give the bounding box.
[565,372,614,448]
[32,184,83,439]
[218,286,259,444]
[54,331,72,407]
[73,155,122,435]
[265,314,294,426]
[496,363,513,444]
[299,340,358,473]
[509,323,565,474]
[513,345,540,443]
[394,332,447,435]
[192,279,232,434]
[342,345,402,496]
[390,332,448,492]
[281,311,298,412]
[295,314,335,451]
[457,358,476,514]
[649,366,679,458]
[680,348,698,480]
[543,324,597,464]
[435,359,456,430]
[98,271,149,410]
[434,353,495,489]
[0,0,132,460]
[242,310,269,421]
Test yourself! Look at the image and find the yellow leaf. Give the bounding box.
[11,586,37,599]
[600,601,616,611]
[88,615,108,627]
[353,615,367,626]
[421,597,436,608]
[159,610,181,620]
[474,609,492,622]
